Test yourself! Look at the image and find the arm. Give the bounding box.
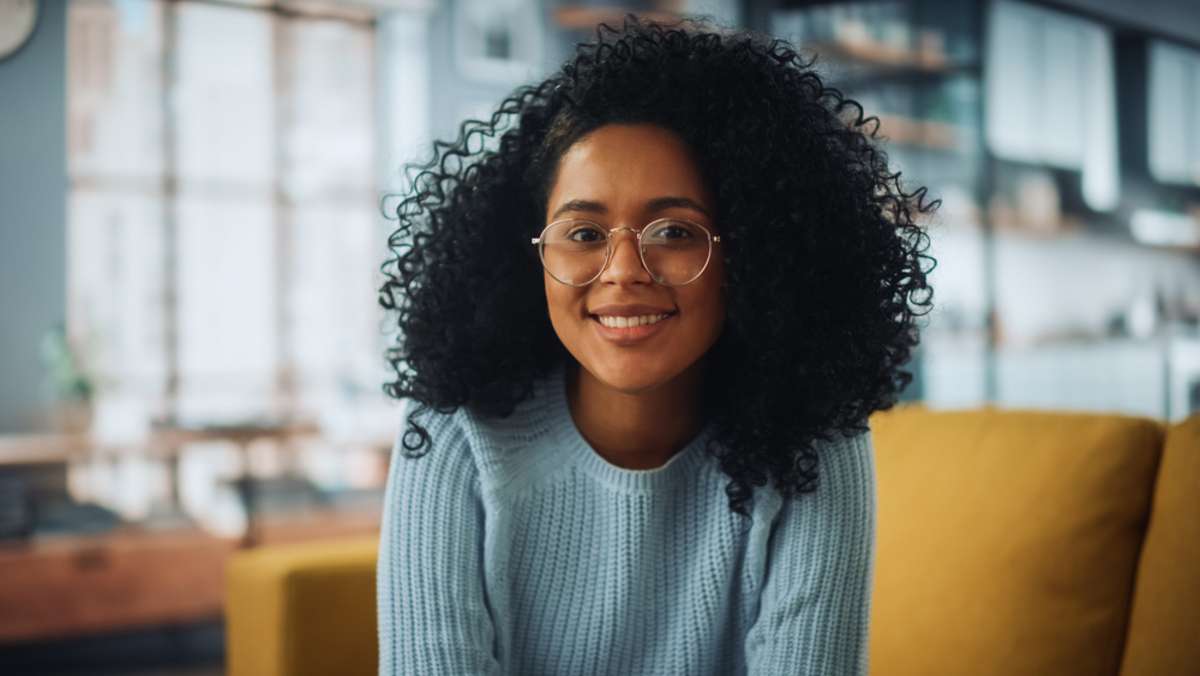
[744,429,877,675]
[377,405,503,676]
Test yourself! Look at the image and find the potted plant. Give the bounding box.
[39,322,95,433]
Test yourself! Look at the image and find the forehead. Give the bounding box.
[547,124,711,208]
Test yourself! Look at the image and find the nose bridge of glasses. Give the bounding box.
[606,225,642,255]
[597,225,648,279]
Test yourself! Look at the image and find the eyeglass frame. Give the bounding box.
[531,216,722,287]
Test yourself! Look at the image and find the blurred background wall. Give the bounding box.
[0,0,1197,674]
[0,0,66,434]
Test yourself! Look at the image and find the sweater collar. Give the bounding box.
[534,360,713,493]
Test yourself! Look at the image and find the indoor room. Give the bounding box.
[1,0,1196,674]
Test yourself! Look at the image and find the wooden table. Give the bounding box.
[0,424,390,644]
[0,508,381,644]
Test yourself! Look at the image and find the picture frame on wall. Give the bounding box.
[452,0,544,84]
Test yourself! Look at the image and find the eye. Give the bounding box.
[645,220,701,243]
[567,226,604,242]
[657,224,694,240]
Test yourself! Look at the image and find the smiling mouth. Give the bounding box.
[588,309,681,328]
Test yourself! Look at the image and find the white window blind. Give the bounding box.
[1148,40,1200,187]
[984,0,1118,211]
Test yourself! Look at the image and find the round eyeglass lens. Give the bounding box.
[539,220,609,285]
[640,219,712,285]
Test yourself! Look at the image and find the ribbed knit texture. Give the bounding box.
[377,361,876,675]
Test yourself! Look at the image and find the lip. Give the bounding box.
[588,311,675,345]
[588,303,676,317]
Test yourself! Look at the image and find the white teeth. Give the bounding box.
[595,313,671,328]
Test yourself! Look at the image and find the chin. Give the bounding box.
[583,358,679,394]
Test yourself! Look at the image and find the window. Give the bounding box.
[67,0,391,438]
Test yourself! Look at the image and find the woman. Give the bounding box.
[377,14,935,676]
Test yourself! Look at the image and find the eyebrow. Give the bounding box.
[550,196,711,221]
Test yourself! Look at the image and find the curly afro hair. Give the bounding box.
[379,14,937,517]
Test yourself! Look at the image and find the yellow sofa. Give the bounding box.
[225,407,1199,676]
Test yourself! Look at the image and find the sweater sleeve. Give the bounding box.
[744,428,877,675]
[376,404,503,676]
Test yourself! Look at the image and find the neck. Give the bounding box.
[565,359,707,470]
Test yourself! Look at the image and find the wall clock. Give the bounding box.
[0,0,39,61]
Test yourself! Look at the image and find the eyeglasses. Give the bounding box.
[532,217,721,287]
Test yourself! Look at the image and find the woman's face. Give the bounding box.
[542,123,726,394]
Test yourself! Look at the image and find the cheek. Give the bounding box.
[544,276,583,332]
[685,268,727,339]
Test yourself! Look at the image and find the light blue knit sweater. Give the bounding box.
[376,361,876,675]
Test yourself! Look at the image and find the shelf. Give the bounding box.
[552,6,680,31]
[0,433,94,465]
[806,38,975,76]
[0,426,392,467]
[989,216,1200,255]
[872,114,961,151]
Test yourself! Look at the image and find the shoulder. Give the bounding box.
[387,403,484,494]
[820,425,876,500]
[747,425,876,591]
[753,425,876,525]
[396,386,562,491]
[805,425,876,522]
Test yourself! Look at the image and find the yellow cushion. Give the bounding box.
[1120,413,1200,675]
[225,536,378,676]
[867,406,1163,676]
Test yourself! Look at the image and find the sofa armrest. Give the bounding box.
[1121,413,1200,675]
[225,536,379,676]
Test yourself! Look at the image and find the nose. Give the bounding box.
[599,227,652,285]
